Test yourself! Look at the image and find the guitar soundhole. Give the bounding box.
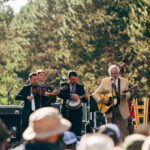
[106,97,112,106]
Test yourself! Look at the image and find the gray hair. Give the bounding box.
[108,65,120,76]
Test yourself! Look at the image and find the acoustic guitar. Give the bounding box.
[97,85,137,114]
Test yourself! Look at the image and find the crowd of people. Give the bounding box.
[0,65,150,150]
[1,108,150,150]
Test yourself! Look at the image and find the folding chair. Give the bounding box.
[133,97,149,129]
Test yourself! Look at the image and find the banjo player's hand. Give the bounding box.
[85,93,90,100]
[70,94,78,102]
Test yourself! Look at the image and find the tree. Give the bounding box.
[0,0,150,104]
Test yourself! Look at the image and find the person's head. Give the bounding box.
[67,71,78,85]
[134,123,150,136]
[98,123,121,146]
[36,69,46,83]
[23,107,71,143]
[63,131,77,150]
[0,119,10,150]
[108,65,120,80]
[29,72,39,86]
[142,137,150,150]
[77,134,114,150]
[122,134,146,150]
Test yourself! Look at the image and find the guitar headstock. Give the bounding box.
[129,85,138,92]
[123,85,138,93]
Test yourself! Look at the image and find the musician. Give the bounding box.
[36,69,56,107]
[15,72,51,135]
[92,65,130,140]
[57,70,88,136]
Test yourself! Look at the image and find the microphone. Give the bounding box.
[111,77,115,89]
[111,77,114,84]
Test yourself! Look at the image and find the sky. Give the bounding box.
[6,0,28,14]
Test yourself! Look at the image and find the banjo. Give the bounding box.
[65,94,86,110]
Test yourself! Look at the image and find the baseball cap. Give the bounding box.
[63,131,77,145]
[105,123,120,139]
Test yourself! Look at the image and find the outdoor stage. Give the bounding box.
[0,102,106,141]
[1,99,149,142]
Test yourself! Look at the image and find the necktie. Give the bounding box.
[31,88,35,111]
[70,84,75,93]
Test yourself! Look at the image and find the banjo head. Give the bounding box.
[66,94,82,109]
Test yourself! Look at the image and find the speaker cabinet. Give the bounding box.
[0,105,23,141]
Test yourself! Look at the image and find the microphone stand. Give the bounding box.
[111,78,115,124]
[6,78,19,105]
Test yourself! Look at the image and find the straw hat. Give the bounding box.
[23,107,71,140]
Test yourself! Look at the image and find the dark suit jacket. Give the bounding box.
[40,84,56,107]
[15,84,55,118]
[58,82,87,136]
[57,82,86,117]
[58,82,87,104]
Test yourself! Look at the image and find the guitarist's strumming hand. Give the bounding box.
[120,93,126,100]
[98,98,109,104]
[101,98,109,104]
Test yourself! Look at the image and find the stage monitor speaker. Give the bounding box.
[0,105,23,141]
[51,103,61,112]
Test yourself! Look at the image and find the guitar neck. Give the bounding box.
[79,95,86,99]
[123,89,130,93]
[122,85,137,93]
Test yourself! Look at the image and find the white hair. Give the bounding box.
[77,134,114,150]
[108,65,120,76]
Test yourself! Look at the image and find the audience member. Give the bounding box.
[121,133,146,150]
[63,131,78,150]
[11,107,71,150]
[133,123,150,136]
[99,123,122,146]
[0,119,10,150]
[77,133,114,150]
[142,137,150,150]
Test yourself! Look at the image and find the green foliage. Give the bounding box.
[0,0,150,104]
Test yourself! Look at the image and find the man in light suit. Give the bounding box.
[92,65,130,140]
